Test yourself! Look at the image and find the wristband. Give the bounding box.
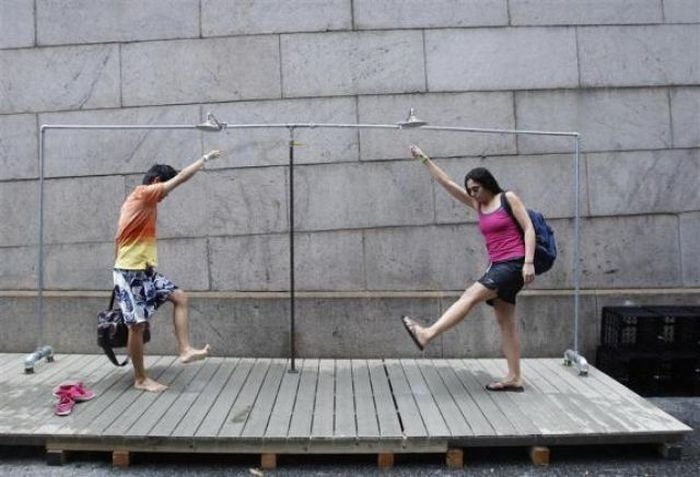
[524,261,534,265]
[419,154,429,164]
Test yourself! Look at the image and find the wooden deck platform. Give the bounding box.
[0,353,692,468]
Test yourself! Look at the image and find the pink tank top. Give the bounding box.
[478,196,525,263]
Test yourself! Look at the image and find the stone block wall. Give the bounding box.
[0,0,698,359]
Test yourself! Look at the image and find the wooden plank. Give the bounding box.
[217,359,271,437]
[311,359,334,438]
[171,358,237,437]
[585,363,692,432]
[0,353,25,378]
[81,356,177,436]
[30,354,119,436]
[480,359,575,436]
[367,360,401,438]
[265,360,301,439]
[124,357,204,437]
[401,359,449,438]
[528,359,629,433]
[195,358,255,438]
[287,359,319,439]
[0,355,104,434]
[148,359,217,437]
[450,359,516,436]
[1,354,690,459]
[334,360,355,438]
[352,360,379,439]
[101,359,186,437]
[33,355,139,436]
[384,359,426,438]
[466,360,539,436]
[536,358,644,432]
[521,359,617,435]
[0,354,103,434]
[0,354,85,411]
[417,360,471,437]
[434,359,494,437]
[476,358,559,439]
[0,354,82,404]
[53,355,165,436]
[241,359,287,438]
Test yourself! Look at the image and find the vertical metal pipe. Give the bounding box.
[288,128,297,373]
[24,126,54,373]
[38,126,46,347]
[574,135,581,353]
[563,134,588,375]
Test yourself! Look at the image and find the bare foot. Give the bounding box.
[179,344,210,364]
[134,377,168,393]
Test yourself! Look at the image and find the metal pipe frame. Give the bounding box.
[35,120,583,375]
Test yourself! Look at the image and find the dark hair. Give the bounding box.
[142,164,178,185]
[464,167,503,195]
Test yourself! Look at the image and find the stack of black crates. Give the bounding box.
[596,306,700,396]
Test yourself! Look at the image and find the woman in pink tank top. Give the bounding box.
[401,145,536,392]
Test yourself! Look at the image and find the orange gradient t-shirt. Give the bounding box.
[114,183,167,270]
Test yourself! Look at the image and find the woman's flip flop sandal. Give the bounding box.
[485,381,525,392]
[400,316,424,351]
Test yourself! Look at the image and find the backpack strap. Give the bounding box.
[102,287,129,367]
[500,191,524,235]
[108,286,117,310]
[103,345,129,367]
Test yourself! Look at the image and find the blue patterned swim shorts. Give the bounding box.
[112,268,178,325]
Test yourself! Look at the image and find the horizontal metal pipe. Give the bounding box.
[421,125,580,137]
[41,125,199,131]
[41,123,580,137]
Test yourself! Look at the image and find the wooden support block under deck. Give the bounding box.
[529,446,550,466]
[378,452,394,469]
[46,449,66,466]
[112,450,130,468]
[658,442,682,460]
[261,453,277,469]
[446,448,464,468]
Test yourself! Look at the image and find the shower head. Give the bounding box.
[397,108,427,128]
[196,112,226,132]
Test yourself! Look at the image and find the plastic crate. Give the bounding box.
[644,306,700,348]
[601,306,700,351]
[596,346,700,396]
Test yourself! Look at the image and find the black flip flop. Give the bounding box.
[400,316,424,351]
[485,382,525,393]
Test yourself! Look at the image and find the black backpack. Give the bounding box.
[501,192,557,275]
[97,287,150,366]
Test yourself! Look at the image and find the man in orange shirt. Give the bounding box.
[113,149,221,392]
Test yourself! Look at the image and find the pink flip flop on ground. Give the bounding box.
[52,382,95,401]
[54,394,75,416]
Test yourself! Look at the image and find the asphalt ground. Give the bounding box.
[1,397,697,476]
